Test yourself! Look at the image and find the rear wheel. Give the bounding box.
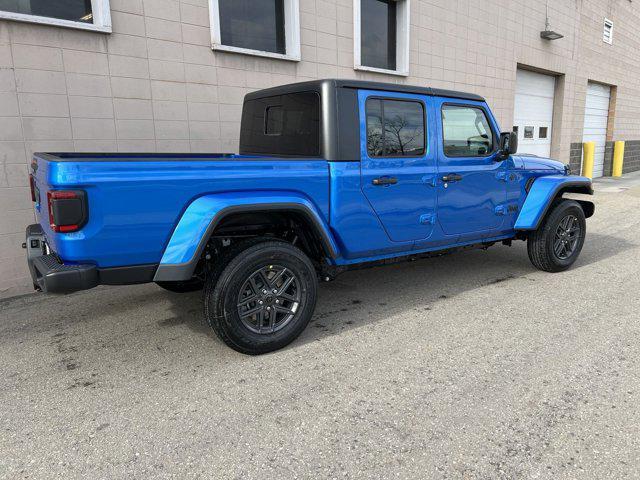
[204,240,318,355]
[527,199,586,272]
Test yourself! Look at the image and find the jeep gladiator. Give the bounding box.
[25,79,594,354]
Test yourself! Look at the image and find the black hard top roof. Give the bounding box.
[244,79,485,102]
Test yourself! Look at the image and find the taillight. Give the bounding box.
[29,174,36,202]
[47,190,88,233]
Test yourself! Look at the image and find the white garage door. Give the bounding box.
[513,69,556,157]
[582,82,611,178]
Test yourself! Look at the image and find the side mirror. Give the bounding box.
[499,131,518,159]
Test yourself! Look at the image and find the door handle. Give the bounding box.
[441,174,463,183]
[372,176,398,186]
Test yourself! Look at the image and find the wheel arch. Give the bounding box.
[515,176,594,231]
[154,193,339,282]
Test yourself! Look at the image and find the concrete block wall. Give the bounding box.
[1,0,640,297]
[623,141,640,174]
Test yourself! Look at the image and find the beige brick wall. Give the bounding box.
[1,0,639,297]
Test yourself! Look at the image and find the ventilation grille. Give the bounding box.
[603,18,613,44]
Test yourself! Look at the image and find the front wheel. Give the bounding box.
[527,199,586,272]
[204,240,318,355]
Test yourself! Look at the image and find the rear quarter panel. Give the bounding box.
[35,158,330,268]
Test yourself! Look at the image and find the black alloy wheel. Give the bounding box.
[237,265,302,334]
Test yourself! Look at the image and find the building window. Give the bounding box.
[0,0,111,32]
[210,0,301,61]
[524,126,534,139]
[354,0,410,76]
[539,126,548,139]
[366,98,425,157]
[603,18,613,44]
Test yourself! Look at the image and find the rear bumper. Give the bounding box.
[26,224,98,293]
[25,224,157,294]
[31,254,99,293]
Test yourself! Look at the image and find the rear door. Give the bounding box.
[359,90,437,243]
[435,99,507,237]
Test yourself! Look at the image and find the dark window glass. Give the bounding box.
[539,126,548,139]
[0,0,92,23]
[240,92,320,157]
[265,106,284,135]
[366,99,384,156]
[361,0,397,70]
[442,105,494,157]
[524,126,534,139]
[219,0,285,55]
[367,99,425,157]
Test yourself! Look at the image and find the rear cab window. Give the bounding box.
[366,98,425,157]
[441,104,494,157]
[240,91,320,157]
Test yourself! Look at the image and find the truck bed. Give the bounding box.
[31,152,330,269]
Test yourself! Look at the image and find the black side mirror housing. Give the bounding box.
[499,131,518,160]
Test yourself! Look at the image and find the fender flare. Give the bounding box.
[514,175,594,231]
[153,192,339,282]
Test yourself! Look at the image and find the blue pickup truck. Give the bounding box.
[25,79,594,354]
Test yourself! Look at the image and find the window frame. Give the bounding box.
[366,96,427,159]
[354,0,411,77]
[440,103,497,159]
[209,0,301,62]
[0,0,112,33]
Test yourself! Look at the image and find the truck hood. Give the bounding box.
[514,155,566,173]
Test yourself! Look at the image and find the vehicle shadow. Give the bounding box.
[161,232,634,353]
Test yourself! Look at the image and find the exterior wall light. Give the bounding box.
[540,2,563,40]
[541,30,564,40]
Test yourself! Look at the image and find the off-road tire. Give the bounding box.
[527,199,586,272]
[204,239,318,355]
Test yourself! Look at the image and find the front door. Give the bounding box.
[359,90,438,243]
[436,100,507,237]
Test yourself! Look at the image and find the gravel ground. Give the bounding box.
[1,178,640,479]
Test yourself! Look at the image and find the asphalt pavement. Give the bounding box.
[1,174,640,479]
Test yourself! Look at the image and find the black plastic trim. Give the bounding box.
[244,79,485,103]
[524,180,594,231]
[153,203,338,282]
[335,87,361,161]
[576,200,595,219]
[99,264,158,285]
[30,255,99,294]
[34,152,239,162]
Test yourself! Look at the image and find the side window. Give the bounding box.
[441,105,494,157]
[240,91,320,157]
[366,99,425,157]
